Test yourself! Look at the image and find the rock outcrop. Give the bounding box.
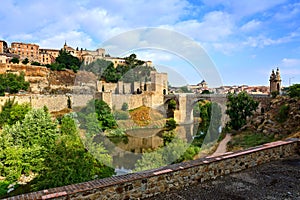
[243,96,300,137]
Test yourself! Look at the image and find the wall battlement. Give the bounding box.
[6,138,300,200]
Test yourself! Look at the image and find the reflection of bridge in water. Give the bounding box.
[163,94,228,125]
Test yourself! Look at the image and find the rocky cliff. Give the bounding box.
[243,96,300,137]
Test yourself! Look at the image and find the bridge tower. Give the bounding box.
[269,67,281,95]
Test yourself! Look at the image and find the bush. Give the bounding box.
[121,102,128,111]
[31,61,41,66]
[287,84,300,98]
[276,104,290,123]
[165,118,177,130]
[114,110,129,120]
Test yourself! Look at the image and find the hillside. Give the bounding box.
[243,96,300,138]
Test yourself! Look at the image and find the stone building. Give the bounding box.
[269,68,281,94]
[0,40,8,54]
[97,71,168,110]
[81,48,106,65]
[10,42,40,62]
[39,49,60,65]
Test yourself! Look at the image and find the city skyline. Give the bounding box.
[1,0,299,86]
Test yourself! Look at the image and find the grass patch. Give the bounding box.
[228,131,276,151]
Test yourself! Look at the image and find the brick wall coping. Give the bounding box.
[5,138,300,200]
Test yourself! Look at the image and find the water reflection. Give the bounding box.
[113,124,198,174]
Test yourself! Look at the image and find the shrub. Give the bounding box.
[121,102,128,111]
[276,104,290,123]
[114,110,129,120]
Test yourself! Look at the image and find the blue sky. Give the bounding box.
[0,0,300,87]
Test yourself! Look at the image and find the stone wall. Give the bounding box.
[7,139,299,200]
[0,94,94,112]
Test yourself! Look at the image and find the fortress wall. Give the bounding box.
[0,95,68,112]
[0,94,94,112]
[72,94,94,109]
[111,93,153,110]
[8,139,299,200]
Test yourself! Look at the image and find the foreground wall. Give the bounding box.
[7,139,300,200]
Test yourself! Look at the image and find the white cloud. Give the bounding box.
[242,32,299,48]
[240,20,261,32]
[39,31,94,50]
[281,58,300,67]
[164,11,234,42]
[201,0,287,17]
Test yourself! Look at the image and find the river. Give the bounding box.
[112,124,199,175]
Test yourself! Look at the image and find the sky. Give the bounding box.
[0,0,300,87]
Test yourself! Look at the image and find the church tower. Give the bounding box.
[269,67,281,94]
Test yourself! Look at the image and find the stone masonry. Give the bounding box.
[6,138,300,200]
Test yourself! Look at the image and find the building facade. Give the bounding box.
[39,49,60,65]
[10,42,40,62]
[0,40,8,54]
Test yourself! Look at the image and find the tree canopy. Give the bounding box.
[0,98,31,128]
[46,50,82,72]
[226,91,259,130]
[287,84,300,98]
[0,72,30,96]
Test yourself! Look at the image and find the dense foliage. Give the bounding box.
[10,57,19,64]
[0,109,58,182]
[83,54,154,83]
[0,72,30,96]
[193,101,222,146]
[46,50,82,72]
[0,98,31,128]
[78,99,117,132]
[81,59,112,77]
[0,106,114,197]
[287,84,300,98]
[33,115,114,190]
[226,92,259,130]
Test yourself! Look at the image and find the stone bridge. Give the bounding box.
[163,93,271,125]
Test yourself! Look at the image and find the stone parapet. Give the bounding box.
[6,138,300,200]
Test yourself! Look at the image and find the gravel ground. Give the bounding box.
[144,155,300,200]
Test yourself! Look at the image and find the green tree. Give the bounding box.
[165,118,177,130]
[124,53,145,67]
[287,84,300,98]
[79,99,117,132]
[179,86,192,93]
[22,58,29,65]
[55,50,82,72]
[33,116,114,190]
[82,59,113,78]
[0,72,30,96]
[226,92,259,130]
[10,57,19,64]
[0,98,31,128]
[121,102,128,111]
[0,109,58,181]
[201,90,210,94]
[102,63,119,83]
[31,61,41,66]
[134,137,189,172]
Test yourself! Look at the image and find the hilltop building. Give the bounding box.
[269,68,281,94]
[10,42,40,62]
[187,80,208,93]
[0,40,8,54]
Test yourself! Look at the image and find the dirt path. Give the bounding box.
[211,134,232,157]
